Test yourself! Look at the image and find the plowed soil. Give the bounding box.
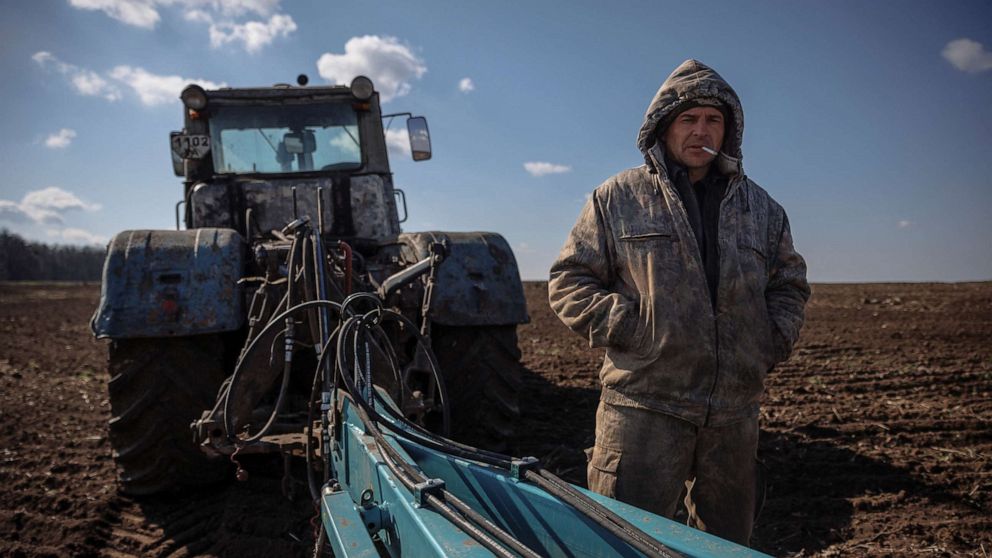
[1,281,989,557]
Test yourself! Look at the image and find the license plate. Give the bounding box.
[170,133,211,159]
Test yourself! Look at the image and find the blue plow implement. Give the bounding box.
[321,394,770,558]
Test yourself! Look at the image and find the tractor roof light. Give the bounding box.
[180,85,208,110]
[350,76,374,101]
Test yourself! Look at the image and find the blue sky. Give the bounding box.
[1,0,990,282]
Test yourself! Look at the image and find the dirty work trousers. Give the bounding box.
[587,400,758,546]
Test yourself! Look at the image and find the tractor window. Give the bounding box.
[208,102,361,174]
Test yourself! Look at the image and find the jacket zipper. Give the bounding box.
[653,169,719,425]
[701,175,748,426]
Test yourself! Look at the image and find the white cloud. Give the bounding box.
[458,77,475,93]
[70,71,122,100]
[54,227,108,246]
[516,242,536,254]
[524,161,572,177]
[67,0,291,52]
[184,8,213,23]
[897,220,914,229]
[31,51,55,65]
[209,13,296,53]
[34,52,225,106]
[68,0,280,28]
[33,51,123,101]
[68,0,160,29]
[316,35,427,103]
[108,65,225,106]
[22,187,102,224]
[45,129,78,149]
[942,38,992,74]
[0,187,101,226]
[384,128,411,159]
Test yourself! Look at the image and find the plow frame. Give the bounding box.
[321,393,770,558]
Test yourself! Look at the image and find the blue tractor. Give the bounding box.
[92,75,527,495]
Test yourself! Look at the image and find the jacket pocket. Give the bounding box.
[619,230,673,241]
[618,225,679,280]
[618,218,674,241]
[737,228,770,294]
[614,224,678,359]
[587,446,622,498]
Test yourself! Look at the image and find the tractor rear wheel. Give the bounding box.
[107,335,229,495]
[430,325,523,452]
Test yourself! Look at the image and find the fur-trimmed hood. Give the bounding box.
[637,59,744,175]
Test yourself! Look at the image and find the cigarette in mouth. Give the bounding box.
[701,146,718,156]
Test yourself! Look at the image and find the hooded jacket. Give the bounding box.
[549,59,810,426]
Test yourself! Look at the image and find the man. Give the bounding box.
[548,59,809,545]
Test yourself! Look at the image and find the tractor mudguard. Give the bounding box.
[92,228,245,339]
[398,231,529,326]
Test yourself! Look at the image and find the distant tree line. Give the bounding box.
[0,229,104,281]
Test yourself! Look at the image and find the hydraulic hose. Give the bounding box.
[333,304,516,465]
[239,324,294,444]
[424,493,520,558]
[334,312,519,469]
[285,228,302,311]
[523,469,684,558]
[311,230,333,359]
[440,485,542,558]
[222,300,342,443]
[369,388,512,465]
[338,296,450,435]
[203,234,307,446]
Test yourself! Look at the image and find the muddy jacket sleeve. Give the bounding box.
[766,211,810,362]
[549,192,641,350]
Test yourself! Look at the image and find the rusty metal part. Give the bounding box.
[91,228,245,338]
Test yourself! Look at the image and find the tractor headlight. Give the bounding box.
[180,85,208,110]
[350,76,374,101]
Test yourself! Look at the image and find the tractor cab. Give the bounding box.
[169,76,430,247]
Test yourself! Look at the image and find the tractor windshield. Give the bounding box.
[208,101,361,174]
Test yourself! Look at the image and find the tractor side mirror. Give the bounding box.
[407,117,431,161]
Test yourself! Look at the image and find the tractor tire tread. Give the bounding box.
[107,336,229,496]
[432,325,523,452]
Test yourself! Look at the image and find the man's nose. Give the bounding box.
[691,122,709,137]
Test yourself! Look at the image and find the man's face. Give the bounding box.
[662,106,725,175]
